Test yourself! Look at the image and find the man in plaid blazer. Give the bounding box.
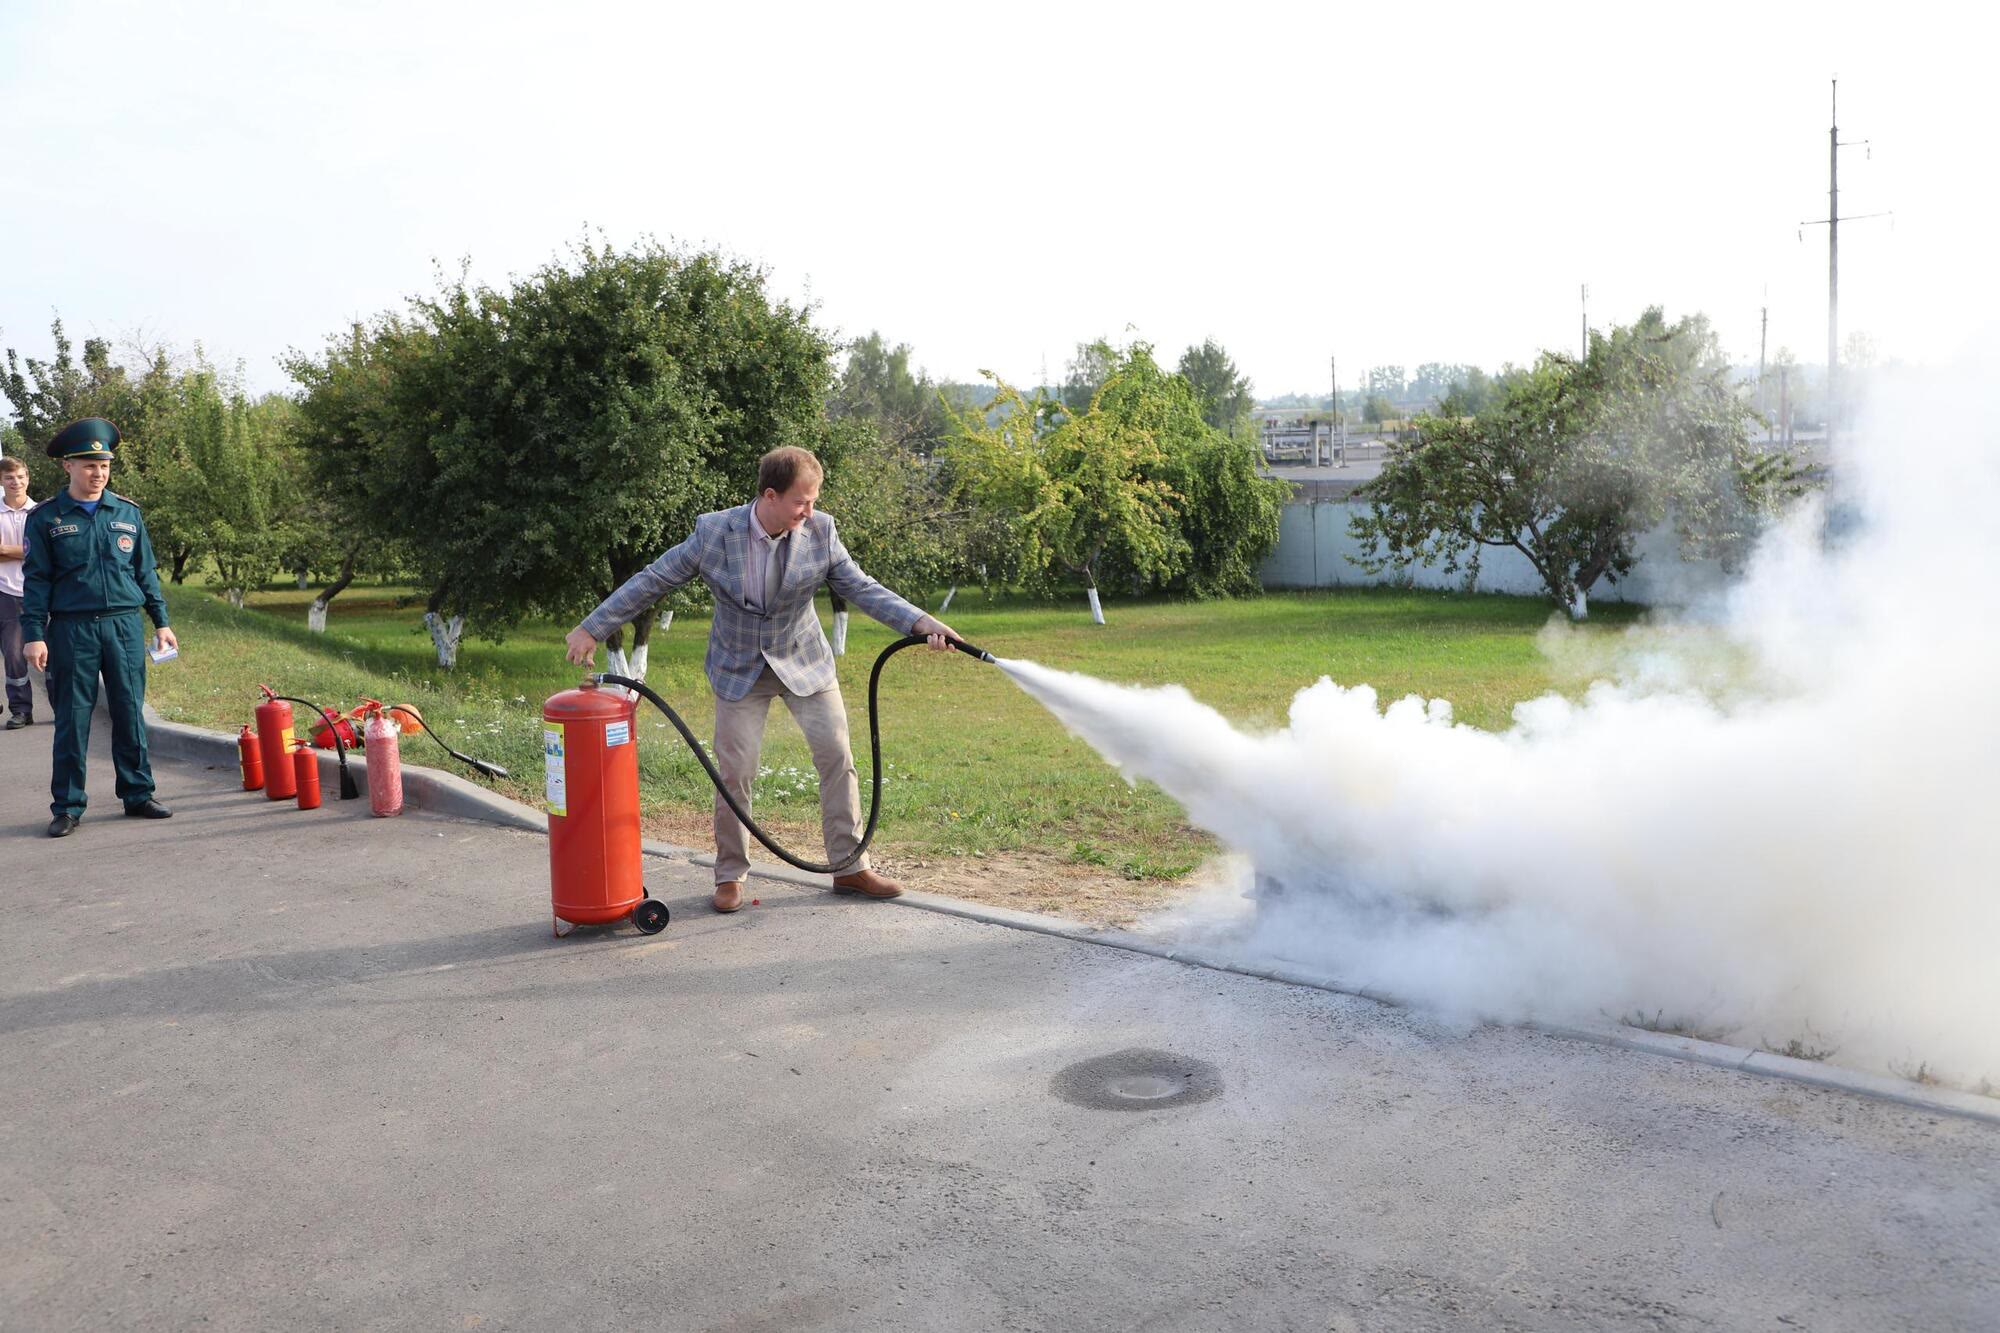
[565,446,961,913]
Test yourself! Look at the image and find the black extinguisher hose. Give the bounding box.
[267,694,363,801]
[382,705,512,780]
[598,633,997,876]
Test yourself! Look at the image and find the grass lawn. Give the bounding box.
[147,581,1644,922]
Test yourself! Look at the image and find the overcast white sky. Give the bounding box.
[2,1,1990,400]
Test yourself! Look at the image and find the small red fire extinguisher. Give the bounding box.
[238,725,264,791]
[292,742,322,810]
[365,706,404,816]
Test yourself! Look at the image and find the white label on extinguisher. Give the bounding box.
[544,722,567,816]
[605,719,630,748]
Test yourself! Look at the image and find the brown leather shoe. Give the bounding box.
[712,881,744,913]
[830,867,902,899]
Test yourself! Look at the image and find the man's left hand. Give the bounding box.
[912,615,961,651]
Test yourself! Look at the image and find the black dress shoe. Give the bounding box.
[3,714,29,730]
[48,814,79,837]
[123,799,173,819]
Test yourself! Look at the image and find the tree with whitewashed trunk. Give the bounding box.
[1350,308,1806,618]
[296,239,832,673]
[284,321,416,634]
[815,415,963,652]
[945,353,1187,624]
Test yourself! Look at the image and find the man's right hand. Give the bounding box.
[24,640,46,672]
[563,627,600,667]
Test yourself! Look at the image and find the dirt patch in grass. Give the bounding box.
[639,807,1204,929]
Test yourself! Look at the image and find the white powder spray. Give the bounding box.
[997,360,2000,1085]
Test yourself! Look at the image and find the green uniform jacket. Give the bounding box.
[20,491,171,640]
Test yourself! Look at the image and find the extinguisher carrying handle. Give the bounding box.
[267,695,362,801]
[598,632,996,877]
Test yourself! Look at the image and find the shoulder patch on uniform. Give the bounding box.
[110,520,138,533]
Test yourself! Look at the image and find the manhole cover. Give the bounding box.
[1050,1047,1223,1112]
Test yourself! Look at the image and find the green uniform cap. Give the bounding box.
[48,417,121,460]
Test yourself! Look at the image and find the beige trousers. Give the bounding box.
[711,663,868,884]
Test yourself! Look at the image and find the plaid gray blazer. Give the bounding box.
[580,503,924,701]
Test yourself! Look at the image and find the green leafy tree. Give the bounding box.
[1,317,136,498]
[1060,338,1121,415]
[138,360,298,605]
[283,320,422,628]
[342,238,834,672]
[1162,415,1288,597]
[1350,308,1807,617]
[1409,362,1467,404]
[1,325,306,590]
[1365,365,1406,402]
[828,331,952,456]
[815,417,965,641]
[1437,366,1495,417]
[1176,339,1255,430]
[950,344,1281,618]
[1094,351,1286,598]
[948,378,1165,620]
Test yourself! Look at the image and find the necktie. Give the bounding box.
[764,532,787,612]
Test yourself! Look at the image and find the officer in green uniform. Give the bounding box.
[21,418,179,837]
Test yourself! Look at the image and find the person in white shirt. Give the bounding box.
[0,455,47,728]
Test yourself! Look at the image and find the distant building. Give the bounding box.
[1260,413,1345,466]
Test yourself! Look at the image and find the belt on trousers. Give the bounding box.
[48,609,142,621]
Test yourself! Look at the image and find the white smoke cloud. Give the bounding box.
[999,351,2000,1086]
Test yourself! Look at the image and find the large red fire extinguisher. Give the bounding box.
[544,679,668,936]
[255,686,297,800]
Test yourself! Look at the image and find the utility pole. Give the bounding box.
[1329,355,1346,467]
[1580,284,1589,360]
[1827,81,1843,444]
[1800,79,1887,450]
[1758,299,1769,432]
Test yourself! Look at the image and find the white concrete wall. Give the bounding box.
[1259,499,1729,607]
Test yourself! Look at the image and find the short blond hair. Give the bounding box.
[757,445,823,496]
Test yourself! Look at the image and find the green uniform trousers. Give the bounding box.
[47,610,154,818]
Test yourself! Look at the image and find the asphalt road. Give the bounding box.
[2,721,1995,1331]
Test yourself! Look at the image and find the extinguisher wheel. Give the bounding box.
[631,899,670,935]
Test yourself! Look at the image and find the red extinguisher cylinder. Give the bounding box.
[237,725,265,791]
[544,681,644,926]
[292,743,322,810]
[367,709,404,816]
[256,691,298,800]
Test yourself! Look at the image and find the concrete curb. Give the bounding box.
[144,707,2000,1128]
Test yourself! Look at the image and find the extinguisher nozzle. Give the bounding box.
[338,769,361,801]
